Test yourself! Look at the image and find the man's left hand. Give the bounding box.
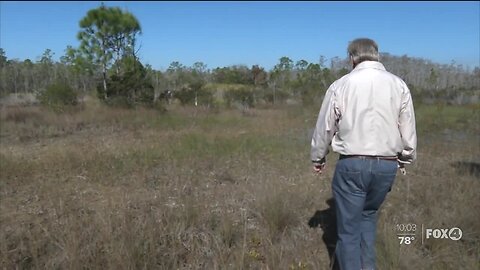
[313,163,326,174]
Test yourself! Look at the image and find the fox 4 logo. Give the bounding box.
[425,227,462,241]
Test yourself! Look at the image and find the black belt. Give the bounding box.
[339,155,397,161]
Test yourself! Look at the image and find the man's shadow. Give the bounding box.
[308,198,339,270]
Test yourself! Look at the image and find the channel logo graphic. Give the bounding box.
[424,227,463,241]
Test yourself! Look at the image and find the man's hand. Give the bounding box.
[313,163,326,174]
[312,157,326,174]
[398,162,407,175]
[397,153,411,175]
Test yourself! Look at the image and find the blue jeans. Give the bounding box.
[332,157,397,270]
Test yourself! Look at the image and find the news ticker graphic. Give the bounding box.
[394,224,463,245]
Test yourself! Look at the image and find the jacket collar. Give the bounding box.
[353,61,386,71]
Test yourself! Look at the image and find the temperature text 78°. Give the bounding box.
[398,236,415,245]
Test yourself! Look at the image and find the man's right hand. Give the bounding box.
[397,153,411,175]
[397,162,407,175]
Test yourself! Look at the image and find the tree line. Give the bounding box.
[1,4,478,109]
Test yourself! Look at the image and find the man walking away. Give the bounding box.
[310,38,417,270]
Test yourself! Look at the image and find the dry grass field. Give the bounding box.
[1,98,479,269]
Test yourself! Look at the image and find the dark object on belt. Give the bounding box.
[339,155,397,161]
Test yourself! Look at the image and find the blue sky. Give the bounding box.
[1,1,479,71]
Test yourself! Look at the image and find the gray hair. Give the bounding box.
[347,38,380,64]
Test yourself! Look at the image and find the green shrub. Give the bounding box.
[151,100,167,112]
[99,73,154,108]
[224,86,255,108]
[98,56,155,108]
[175,84,214,107]
[38,82,78,112]
[263,88,290,105]
[175,86,195,105]
[105,95,134,109]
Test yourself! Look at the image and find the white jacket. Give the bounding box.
[311,61,417,163]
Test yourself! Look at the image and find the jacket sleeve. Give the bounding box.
[398,84,417,162]
[311,85,340,162]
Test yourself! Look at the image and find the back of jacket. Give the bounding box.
[310,60,417,162]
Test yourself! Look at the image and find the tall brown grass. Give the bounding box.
[1,100,479,269]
